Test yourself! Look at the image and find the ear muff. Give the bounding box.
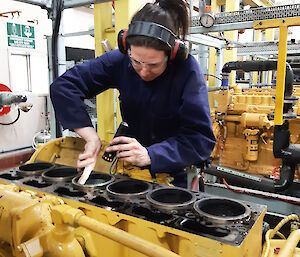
[117,29,128,54]
[170,40,188,63]
[118,21,188,62]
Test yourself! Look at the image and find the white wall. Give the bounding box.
[0,1,100,152]
[63,6,95,50]
[0,0,50,152]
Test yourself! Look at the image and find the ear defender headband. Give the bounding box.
[117,21,188,62]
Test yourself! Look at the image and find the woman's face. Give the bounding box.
[128,45,168,82]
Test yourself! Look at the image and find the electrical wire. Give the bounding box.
[222,178,300,205]
[0,108,20,125]
[203,73,222,80]
[109,157,119,176]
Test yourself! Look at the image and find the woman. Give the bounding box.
[50,0,216,187]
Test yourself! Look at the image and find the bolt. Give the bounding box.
[259,22,262,25]
[282,20,285,23]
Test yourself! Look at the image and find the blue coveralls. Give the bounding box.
[50,49,216,187]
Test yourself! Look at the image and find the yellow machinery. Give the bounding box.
[210,17,300,182]
[0,136,267,257]
[212,85,300,177]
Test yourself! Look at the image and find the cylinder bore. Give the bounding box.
[42,166,78,182]
[17,162,55,176]
[72,172,114,192]
[106,179,152,200]
[146,187,196,212]
[194,197,251,224]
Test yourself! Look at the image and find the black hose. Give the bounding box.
[274,161,295,192]
[273,121,300,163]
[221,60,294,97]
[203,163,276,192]
[0,108,21,125]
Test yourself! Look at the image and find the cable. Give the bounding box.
[109,157,119,176]
[222,178,300,205]
[203,73,222,80]
[0,108,20,125]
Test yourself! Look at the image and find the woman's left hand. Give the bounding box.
[106,136,151,167]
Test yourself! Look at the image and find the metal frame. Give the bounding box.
[237,40,300,56]
[191,4,300,33]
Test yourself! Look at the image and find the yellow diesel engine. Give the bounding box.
[0,137,267,257]
[211,61,300,182]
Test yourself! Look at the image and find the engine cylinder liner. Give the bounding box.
[42,166,78,182]
[106,179,152,201]
[72,172,115,192]
[146,187,196,212]
[17,162,55,176]
[193,197,251,224]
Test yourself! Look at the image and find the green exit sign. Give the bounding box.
[7,22,35,49]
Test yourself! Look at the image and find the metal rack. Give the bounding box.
[191,4,300,33]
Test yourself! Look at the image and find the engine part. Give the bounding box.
[193,197,251,224]
[42,166,78,182]
[0,162,266,257]
[107,179,152,200]
[146,187,197,212]
[72,171,114,192]
[17,161,55,176]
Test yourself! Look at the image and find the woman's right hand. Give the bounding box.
[74,127,101,171]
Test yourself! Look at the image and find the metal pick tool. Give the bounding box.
[78,164,94,185]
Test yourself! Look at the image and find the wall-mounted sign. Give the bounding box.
[7,22,35,49]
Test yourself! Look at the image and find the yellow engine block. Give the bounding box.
[0,137,267,257]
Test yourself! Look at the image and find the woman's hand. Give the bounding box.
[106,136,151,167]
[74,127,101,171]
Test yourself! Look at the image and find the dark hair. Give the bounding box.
[126,0,189,51]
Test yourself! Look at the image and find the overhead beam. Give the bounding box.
[190,21,254,33]
[186,34,225,49]
[242,0,274,7]
[14,0,116,9]
[12,0,51,9]
[63,0,112,9]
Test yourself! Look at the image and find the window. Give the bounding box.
[9,53,31,92]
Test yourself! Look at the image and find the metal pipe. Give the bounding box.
[278,229,300,257]
[221,61,294,97]
[54,205,181,257]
